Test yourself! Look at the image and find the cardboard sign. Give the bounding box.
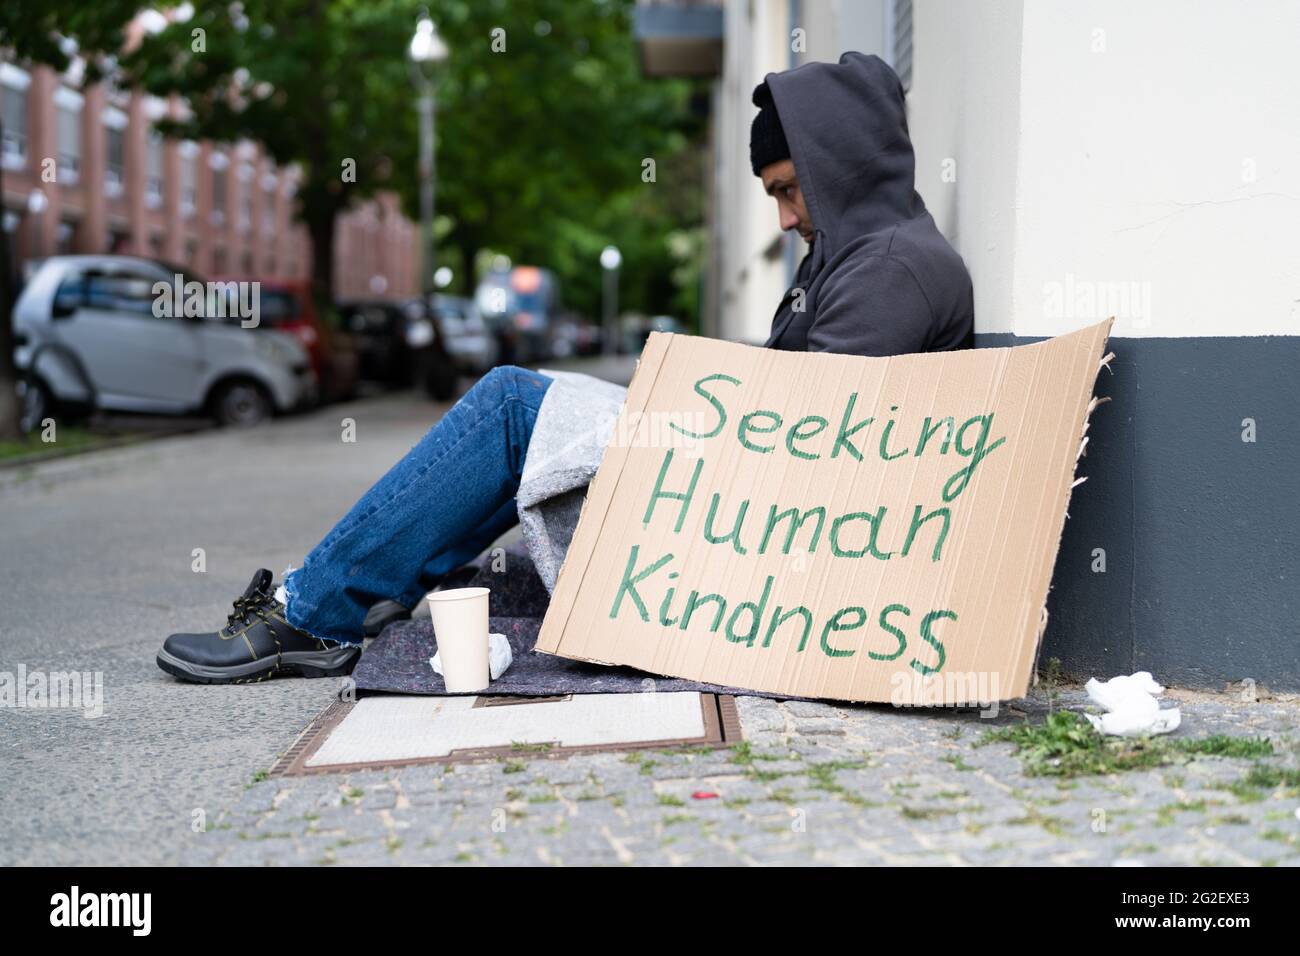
[535,319,1113,705]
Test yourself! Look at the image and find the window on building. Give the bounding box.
[1,84,27,168]
[105,125,125,195]
[180,144,197,216]
[57,105,81,181]
[262,175,276,233]
[2,209,17,282]
[211,164,227,226]
[213,246,227,274]
[146,130,164,206]
[56,221,76,254]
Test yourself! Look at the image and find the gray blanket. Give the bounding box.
[515,368,629,592]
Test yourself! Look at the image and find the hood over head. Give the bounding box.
[762,52,923,258]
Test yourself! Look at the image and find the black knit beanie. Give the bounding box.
[749,80,790,176]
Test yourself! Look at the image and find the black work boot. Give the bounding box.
[157,569,360,684]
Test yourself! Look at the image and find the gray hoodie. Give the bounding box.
[762,52,974,355]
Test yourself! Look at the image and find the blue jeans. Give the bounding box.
[282,365,554,645]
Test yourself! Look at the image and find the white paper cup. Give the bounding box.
[426,586,491,692]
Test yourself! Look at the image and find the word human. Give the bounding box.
[639,447,956,563]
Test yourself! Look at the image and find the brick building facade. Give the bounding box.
[1,59,419,300]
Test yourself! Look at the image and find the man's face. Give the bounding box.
[761,159,813,244]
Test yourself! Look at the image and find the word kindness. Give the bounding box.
[608,372,1008,674]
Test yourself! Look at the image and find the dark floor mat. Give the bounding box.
[351,616,797,700]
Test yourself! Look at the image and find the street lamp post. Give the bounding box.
[600,244,621,356]
[408,14,448,299]
[27,189,48,260]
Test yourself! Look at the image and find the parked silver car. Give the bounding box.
[431,294,499,375]
[13,255,315,429]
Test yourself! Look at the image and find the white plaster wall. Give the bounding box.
[801,0,887,64]
[909,0,1026,335]
[909,0,1300,338]
[1013,0,1300,337]
[715,0,797,345]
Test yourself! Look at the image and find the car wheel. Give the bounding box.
[16,376,52,435]
[211,379,272,427]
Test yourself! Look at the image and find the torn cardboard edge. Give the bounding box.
[1030,343,1117,685]
[536,319,1115,705]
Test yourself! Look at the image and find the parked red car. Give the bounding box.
[215,277,359,404]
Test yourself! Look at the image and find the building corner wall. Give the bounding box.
[908,0,1025,336]
[910,0,1300,690]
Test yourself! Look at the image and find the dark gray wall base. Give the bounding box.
[975,332,1299,691]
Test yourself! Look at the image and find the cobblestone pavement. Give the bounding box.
[182,684,1300,866]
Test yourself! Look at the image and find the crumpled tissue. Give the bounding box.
[430,633,513,682]
[1083,671,1181,737]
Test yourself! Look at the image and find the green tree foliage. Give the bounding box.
[420,0,705,321]
[124,0,419,311]
[125,0,706,323]
[0,2,135,69]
